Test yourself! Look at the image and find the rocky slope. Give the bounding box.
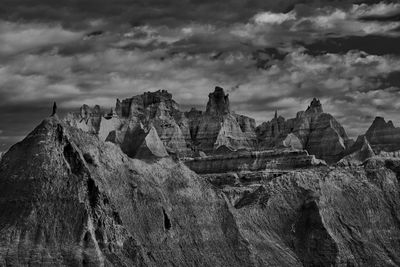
[1,115,400,266]
[256,98,353,163]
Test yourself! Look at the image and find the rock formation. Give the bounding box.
[341,117,400,163]
[364,116,400,152]
[187,87,257,154]
[1,115,400,266]
[65,90,191,158]
[184,149,326,174]
[205,86,230,115]
[65,87,258,158]
[257,98,352,162]
[338,136,375,166]
[64,90,400,166]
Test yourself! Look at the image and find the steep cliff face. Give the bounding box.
[188,87,257,153]
[257,98,352,162]
[1,117,400,266]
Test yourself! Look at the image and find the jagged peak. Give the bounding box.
[206,86,230,115]
[367,116,395,133]
[305,98,323,114]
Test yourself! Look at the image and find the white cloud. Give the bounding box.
[351,2,400,17]
[253,11,296,24]
[0,21,83,56]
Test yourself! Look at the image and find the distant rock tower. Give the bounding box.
[306,98,323,114]
[51,102,57,116]
[206,86,230,115]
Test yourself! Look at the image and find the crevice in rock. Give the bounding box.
[83,153,94,165]
[87,178,100,210]
[162,208,171,231]
[113,211,122,225]
[63,142,85,175]
[56,124,64,143]
[293,200,338,267]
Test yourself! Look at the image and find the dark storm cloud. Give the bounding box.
[303,35,400,56]
[2,0,400,151]
[2,0,396,29]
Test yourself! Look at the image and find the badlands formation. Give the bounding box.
[1,87,400,266]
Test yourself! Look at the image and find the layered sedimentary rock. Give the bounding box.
[342,117,400,163]
[363,117,400,152]
[257,98,352,162]
[65,87,259,158]
[2,116,400,266]
[65,90,191,157]
[184,149,326,174]
[187,87,257,154]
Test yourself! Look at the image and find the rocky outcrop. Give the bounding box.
[135,125,169,159]
[340,117,400,162]
[65,90,191,158]
[364,117,400,152]
[205,86,230,115]
[65,104,104,134]
[257,98,352,162]
[2,116,400,266]
[188,87,257,154]
[338,136,375,166]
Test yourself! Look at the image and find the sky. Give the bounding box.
[1,0,400,151]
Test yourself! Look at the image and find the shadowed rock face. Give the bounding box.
[1,117,400,266]
[342,117,400,161]
[365,117,400,152]
[206,86,230,115]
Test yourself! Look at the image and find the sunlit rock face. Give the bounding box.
[256,98,352,162]
[65,104,103,134]
[338,136,375,166]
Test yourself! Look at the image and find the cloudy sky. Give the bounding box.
[1,0,400,151]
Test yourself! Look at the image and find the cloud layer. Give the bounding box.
[1,0,400,151]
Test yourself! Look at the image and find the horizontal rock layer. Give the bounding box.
[184,149,326,174]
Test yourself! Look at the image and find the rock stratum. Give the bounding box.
[1,114,400,266]
[1,88,400,266]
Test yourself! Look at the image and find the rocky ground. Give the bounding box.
[1,115,400,266]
